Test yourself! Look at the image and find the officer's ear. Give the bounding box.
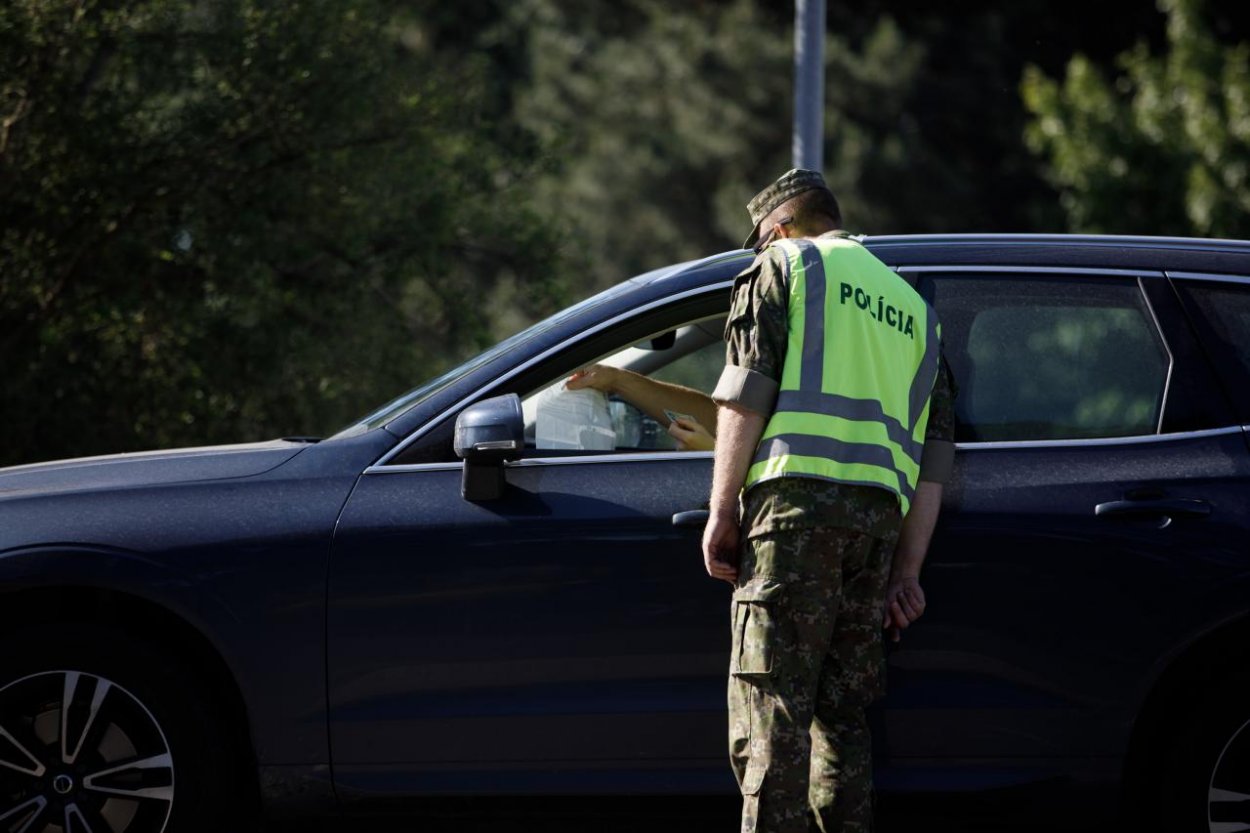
[766,214,797,242]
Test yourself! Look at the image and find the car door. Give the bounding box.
[876,266,1250,791]
[326,310,738,799]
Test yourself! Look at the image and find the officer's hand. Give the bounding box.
[882,576,926,643]
[566,364,619,393]
[702,512,739,584]
[668,417,715,451]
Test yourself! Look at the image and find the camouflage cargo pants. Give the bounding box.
[728,525,896,833]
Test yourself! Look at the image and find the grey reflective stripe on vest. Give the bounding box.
[752,433,916,501]
[908,312,941,434]
[773,390,924,462]
[794,239,827,392]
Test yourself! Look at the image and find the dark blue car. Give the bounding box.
[2,234,1249,833]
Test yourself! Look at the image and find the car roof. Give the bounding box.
[865,232,1250,253]
[633,234,1250,301]
[861,233,1250,274]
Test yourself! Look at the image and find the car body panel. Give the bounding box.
[0,440,307,497]
[328,454,730,799]
[0,430,393,769]
[888,429,1250,761]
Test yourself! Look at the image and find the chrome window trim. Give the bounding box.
[897,265,1164,277]
[955,424,1244,451]
[1166,271,1250,286]
[364,426,1247,473]
[364,450,712,475]
[507,451,714,468]
[373,281,735,467]
[366,462,462,474]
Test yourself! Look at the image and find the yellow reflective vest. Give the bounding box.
[743,236,940,516]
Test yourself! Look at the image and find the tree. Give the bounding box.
[499,0,954,291]
[0,0,567,465]
[1022,0,1250,237]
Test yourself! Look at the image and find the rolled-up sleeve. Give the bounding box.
[713,250,790,416]
[918,353,957,483]
[711,365,779,416]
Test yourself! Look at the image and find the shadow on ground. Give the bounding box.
[265,794,1115,832]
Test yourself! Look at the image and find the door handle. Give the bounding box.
[1095,498,1211,519]
[672,510,710,528]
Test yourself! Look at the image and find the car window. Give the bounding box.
[328,280,638,439]
[923,274,1169,442]
[1173,278,1250,423]
[521,319,726,454]
[648,338,726,391]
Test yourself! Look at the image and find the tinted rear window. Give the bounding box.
[924,274,1169,442]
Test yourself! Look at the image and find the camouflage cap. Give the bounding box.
[742,168,832,249]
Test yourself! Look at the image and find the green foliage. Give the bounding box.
[1022,0,1250,236]
[0,0,567,464]
[502,0,952,291]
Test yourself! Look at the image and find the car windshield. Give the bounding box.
[327,282,634,439]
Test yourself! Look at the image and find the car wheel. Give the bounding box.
[1156,673,1250,833]
[0,624,245,833]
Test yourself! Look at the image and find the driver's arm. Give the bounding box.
[567,365,718,433]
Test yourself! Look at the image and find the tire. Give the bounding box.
[0,623,249,833]
[1155,672,1250,833]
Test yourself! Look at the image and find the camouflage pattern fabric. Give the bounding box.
[926,356,957,446]
[742,478,901,542]
[724,245,793,400]
[729,526,896,833]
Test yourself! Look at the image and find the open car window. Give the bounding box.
[520,317,726,454]
[379,283,734,467]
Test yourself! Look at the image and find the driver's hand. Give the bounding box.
[668,417,715,451]
[566,364,619,393]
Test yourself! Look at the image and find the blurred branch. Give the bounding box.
[0,90,31,157]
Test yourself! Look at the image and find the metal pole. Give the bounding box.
[793,0,825,172]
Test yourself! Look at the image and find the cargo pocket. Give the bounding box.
[730,577,786,679]
[739,758,767,832]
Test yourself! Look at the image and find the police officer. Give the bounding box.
[703,169,955,832]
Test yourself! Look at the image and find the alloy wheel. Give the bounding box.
[1209,716,1250,833]
[0,671,174,833]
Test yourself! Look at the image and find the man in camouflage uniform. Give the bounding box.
[702,170,955,832]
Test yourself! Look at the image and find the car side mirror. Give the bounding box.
[454,393,524,501]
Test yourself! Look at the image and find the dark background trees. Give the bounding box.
[0,0,1246,465]
[0,0,566,461]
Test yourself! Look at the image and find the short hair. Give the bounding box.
[790,186,842,231]
[764,186,843,234]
